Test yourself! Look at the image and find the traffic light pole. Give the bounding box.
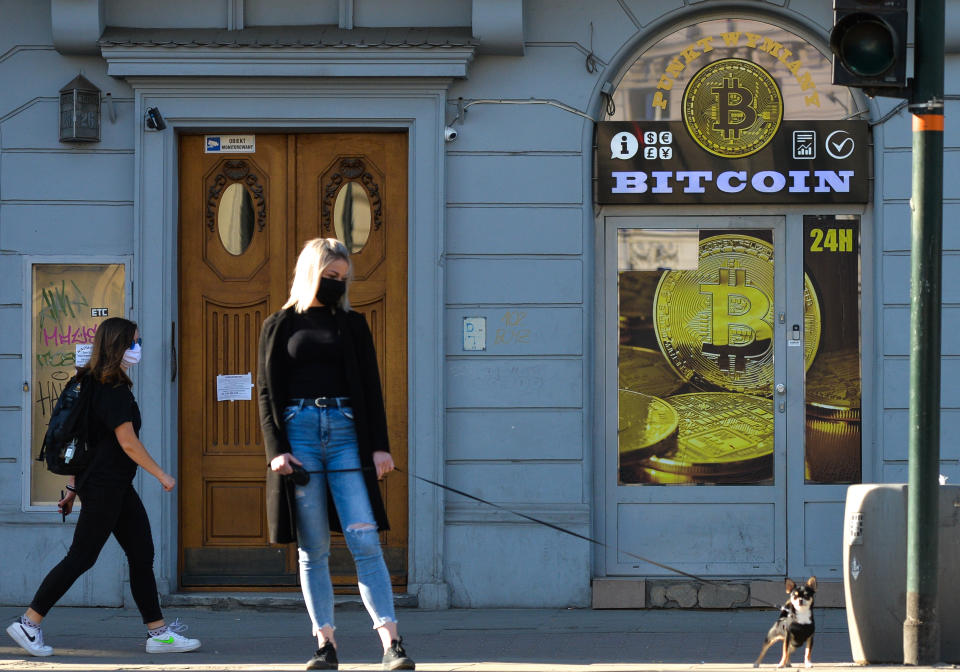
[904,0,945,664]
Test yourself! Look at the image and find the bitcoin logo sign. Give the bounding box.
[682,59,783,159]
[654,235,820,396]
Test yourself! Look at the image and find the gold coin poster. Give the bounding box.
[618,230,780,485]
[30,263,125,505]
[618,227,861,485]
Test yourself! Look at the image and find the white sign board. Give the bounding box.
[205,135,256,153]
[217,373,253,401]
[463,317,486,351]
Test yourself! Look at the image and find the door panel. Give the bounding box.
[179,133,408,589]
[180,136,292,586]
[606,215,789,576]
[295,133,409,590]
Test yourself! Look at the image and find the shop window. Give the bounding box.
[803,215,862,483]
[28,263,126,507]
[618,229,782,485]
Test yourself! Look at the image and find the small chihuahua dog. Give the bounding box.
[753,577,817,668]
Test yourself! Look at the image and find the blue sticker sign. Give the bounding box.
[204,135,256,153]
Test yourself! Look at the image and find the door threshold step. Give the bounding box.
[162,591,418,610]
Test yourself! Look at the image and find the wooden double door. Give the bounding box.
[178,133,408,589]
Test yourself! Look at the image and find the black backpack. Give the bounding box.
[38,375,96,475]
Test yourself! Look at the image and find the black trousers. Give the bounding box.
[29,482,163,624]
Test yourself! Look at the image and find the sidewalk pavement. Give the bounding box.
[0,605,952,671]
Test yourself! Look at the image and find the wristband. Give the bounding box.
[65,484,76,493]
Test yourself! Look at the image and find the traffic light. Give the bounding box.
[830,0,909,96]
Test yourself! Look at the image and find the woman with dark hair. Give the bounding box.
[6,317,200,658]
[258,238,414,671]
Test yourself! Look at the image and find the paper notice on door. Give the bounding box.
[217,373,253,401]
[75,344,93,367]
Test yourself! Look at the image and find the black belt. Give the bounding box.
[289,396,351,409]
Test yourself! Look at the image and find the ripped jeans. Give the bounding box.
[284,401,396,633]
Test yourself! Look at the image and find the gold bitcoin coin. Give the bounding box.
[806,349,861,421]
[618,390,679,464]
[682,58,783,159]
[804,348,861,483]
[634,464,774,485]
[619,346,685,398]
[643,392,774,478]
[654,235,821,396]
[805,414,861,484]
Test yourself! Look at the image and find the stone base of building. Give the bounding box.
[592,579,844,609]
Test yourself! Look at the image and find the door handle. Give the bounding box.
[171,321,178,382]
[776,383,786,394]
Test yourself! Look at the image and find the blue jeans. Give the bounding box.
[284,401,397,633]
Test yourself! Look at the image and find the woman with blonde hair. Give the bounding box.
[258,238,414,671]
[7,317,200,657]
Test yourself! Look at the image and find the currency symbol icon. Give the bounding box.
[711,77,756,140]
[699,268,771,374]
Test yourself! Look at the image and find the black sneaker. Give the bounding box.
[382,637,415,670]
[306,641,338,670]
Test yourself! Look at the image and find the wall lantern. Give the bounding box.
[59,74,101,143]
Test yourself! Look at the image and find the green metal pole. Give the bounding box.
[904,0,945,664]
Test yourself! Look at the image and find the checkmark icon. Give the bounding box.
[831,138,854,153]
[825,130,856,159]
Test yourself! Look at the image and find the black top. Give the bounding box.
[284,306,349,399]
[77,380,140,488]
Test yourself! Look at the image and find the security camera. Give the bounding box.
[444,125,458,142]
[145,107,166,131]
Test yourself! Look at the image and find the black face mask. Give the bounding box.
[316,277,346,306]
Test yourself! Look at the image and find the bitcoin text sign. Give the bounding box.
[596,120,869,205]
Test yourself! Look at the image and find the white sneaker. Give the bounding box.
[145,619,201,654]
[6,621,54,657]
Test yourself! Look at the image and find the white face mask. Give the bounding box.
[122,342,142,366]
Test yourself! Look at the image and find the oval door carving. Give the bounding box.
[202,158,270,282]
[319,156,385,281]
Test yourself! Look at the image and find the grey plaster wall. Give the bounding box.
[0,0,135,607]
[441,0,607,604]
[877,89,960,485]
[103,0,472,29]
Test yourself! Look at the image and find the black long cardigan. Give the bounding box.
[257,306,391,544]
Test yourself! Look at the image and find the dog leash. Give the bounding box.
[294,464,780,607]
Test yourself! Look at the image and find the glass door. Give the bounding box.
[605,215,802,576]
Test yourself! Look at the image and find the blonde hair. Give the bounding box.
[283,238,352,313]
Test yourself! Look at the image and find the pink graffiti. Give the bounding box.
[43,324,98,346]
